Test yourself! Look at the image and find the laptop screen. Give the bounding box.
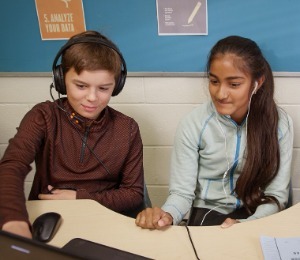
[62,238,153,260]
[1,230,152,260]
[0,230,82,259]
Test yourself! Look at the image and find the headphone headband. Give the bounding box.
[52,36,127,96]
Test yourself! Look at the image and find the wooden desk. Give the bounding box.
[26,200,196,259]
[190,203,300,260]
[26,200,300,260]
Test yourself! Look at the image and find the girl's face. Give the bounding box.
[65,68,115,120]
[208,54,253,124]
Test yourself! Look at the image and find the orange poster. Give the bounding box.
[35,0,86,40]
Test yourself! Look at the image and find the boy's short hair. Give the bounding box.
[62,31,123,84]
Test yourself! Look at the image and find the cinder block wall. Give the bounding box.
[0,75,299,207]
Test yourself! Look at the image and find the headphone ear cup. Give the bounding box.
[112,70,126,96]
[53,65,66,95]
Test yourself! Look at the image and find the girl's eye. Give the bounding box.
[230,83,241,88]
[209,79,219,85]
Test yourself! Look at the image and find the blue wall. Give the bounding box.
[1,0,300,72]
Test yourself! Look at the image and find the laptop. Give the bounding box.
[0,230,152,260]
[62,238,152,260]
[0,230,82,259]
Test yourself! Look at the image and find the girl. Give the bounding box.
[135,35,293,229]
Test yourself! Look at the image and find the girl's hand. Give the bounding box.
[221,218,240,228]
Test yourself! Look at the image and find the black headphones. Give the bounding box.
[52,36,127,96]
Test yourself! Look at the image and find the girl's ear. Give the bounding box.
[256,76,265,91]
[252,81,259,94]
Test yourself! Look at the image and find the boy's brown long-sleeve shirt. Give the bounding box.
[0,99,144,227]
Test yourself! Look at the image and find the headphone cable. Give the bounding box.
[50,85,111,175]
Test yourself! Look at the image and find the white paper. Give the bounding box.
[260,236,300,260]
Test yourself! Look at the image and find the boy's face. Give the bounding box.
[65,68,115,120]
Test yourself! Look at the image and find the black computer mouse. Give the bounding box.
[32,212,62,243]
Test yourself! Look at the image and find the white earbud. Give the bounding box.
[252,81,258,95]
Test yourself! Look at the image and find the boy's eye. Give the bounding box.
[76,84,86,89]
[99,87,109,91]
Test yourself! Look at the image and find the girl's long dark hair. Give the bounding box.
[207,36,280,213]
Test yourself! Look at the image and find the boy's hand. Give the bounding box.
[38,185,76,200]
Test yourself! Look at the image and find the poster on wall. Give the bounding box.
[156,0,207,35]
[35,0,86,40]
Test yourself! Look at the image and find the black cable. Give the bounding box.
[66,113,111,175]
[185,224,200,260]
[50,85,111,175]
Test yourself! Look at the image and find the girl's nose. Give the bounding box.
[216,85,229,99]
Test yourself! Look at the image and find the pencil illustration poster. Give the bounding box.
[156,0,207,35]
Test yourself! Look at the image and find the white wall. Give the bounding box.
[0,75,299,207]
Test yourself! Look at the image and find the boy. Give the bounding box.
[0,31,144,238]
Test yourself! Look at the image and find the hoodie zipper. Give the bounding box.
[229,125,242,208]
[80,125,90,163]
